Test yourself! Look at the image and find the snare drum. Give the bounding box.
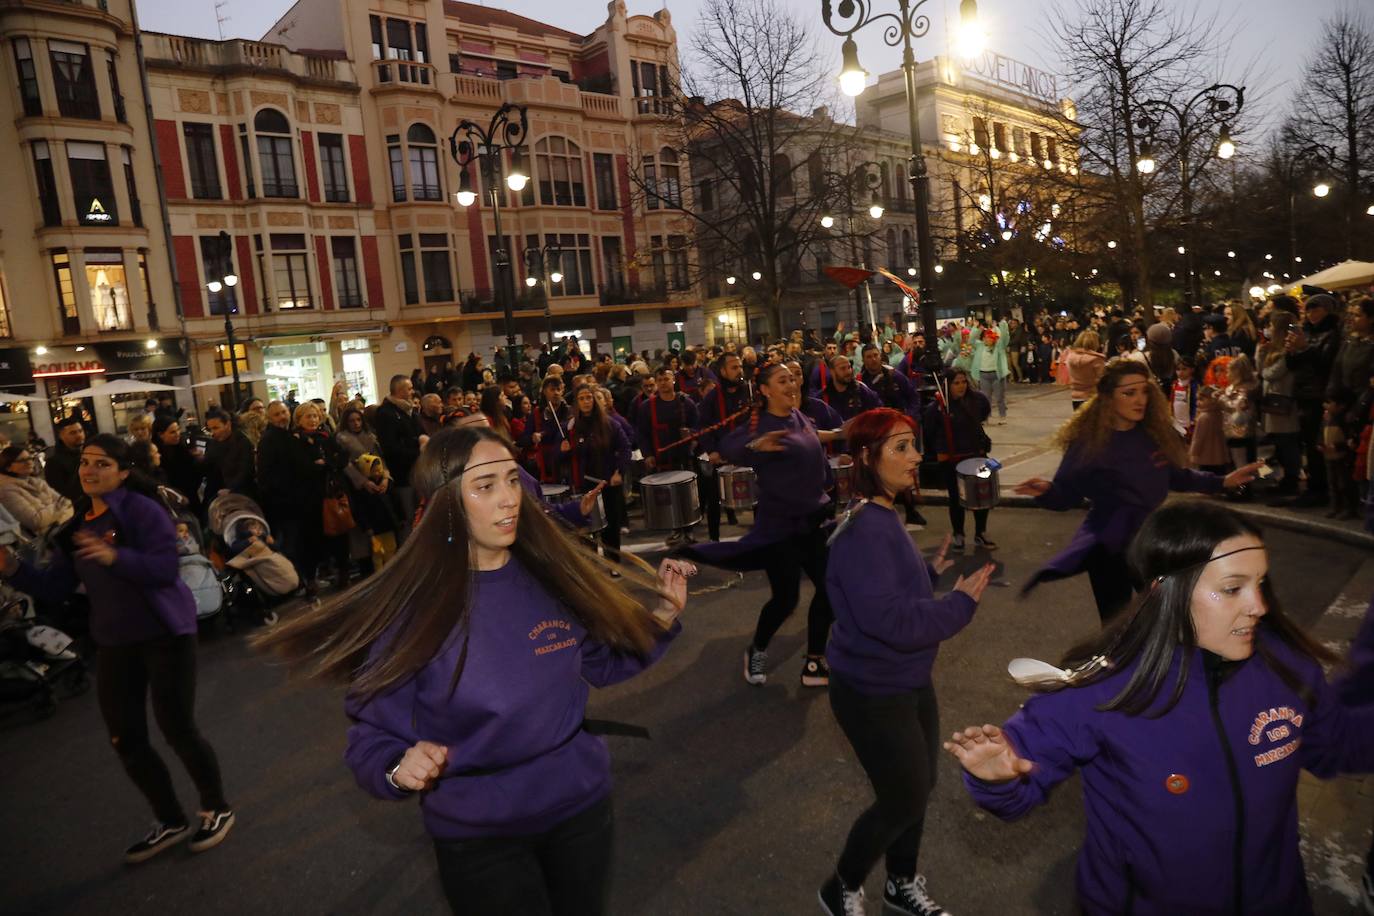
[640,471,700,529]
[955,457,1002,510]
[540,483,573,505]
[717,465,758,509]
[829,455,854,502]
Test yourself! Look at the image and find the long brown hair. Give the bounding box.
[569,383,610,452]
[1052,359,1188,467]
[253,426,667,700]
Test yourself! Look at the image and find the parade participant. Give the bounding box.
[1015,360,1260,622]
[784,359,845,434]
[635,366,699,472]
[568,384,632,561]
[255,426,693,915]
[821,355,882,422]
[519,376,572,484]
[479,387,513,443]
[594,386,637,450]
[697,353,752,540]
[683,363,836,687]
[675,348,716,400]
[807,340,841,398]
[971,319,1010,424]
[820,408,995,916]
[860,344,919,420]
[2,435,234,863]
[924,368,996,551]
[945,501,1374,916]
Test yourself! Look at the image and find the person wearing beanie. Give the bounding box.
[1282,293,1343,508]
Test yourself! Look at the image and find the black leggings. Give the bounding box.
[830,676,939,887]
[752,522,834,656]
[1084,544,1134,624]
[598,484,625,558]
[97,634,228,825]
[943,462,989,537]
[433,796,613,916]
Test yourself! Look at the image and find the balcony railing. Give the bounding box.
[374,59,437,88]
[599,283,667,305]
[453,74,503,104]
[143,33,355,82]
[582,94,623,119]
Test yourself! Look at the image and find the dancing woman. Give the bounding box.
[683,363,836,687]
[255,426,693,915]
[1015,360,1260,622]
[819,409,994,916]
[568,383,632,562]
[946,501,1374,916]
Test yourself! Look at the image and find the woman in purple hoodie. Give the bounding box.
[256,426,693,915]
[946,501,1374,915]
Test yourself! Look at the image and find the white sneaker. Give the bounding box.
[884,874,949,915]
[744,645,767,685]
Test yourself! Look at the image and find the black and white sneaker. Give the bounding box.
[801,655,831,688]
[974,534,997,551]
[884,874,948,916]
[819,873,866,916]
[744,645,768,685]
[950,534,966,552]
[124,821,188,864]
[187,808,235,854]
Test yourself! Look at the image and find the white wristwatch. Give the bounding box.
[385,758,411,793]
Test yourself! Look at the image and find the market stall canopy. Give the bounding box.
[63,378,187,398]
[0,392,50,404]
[1291,260,1374,292]
[191,372,274,388]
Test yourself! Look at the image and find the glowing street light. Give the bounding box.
[1107,240,1117,249]
[1313,182,1331,198]
[821,215,835,229]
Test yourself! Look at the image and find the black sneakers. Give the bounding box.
[188,808,235,853]
[801,655,831,688]
[819,873,866,916]
[124,821,188,864]
[884,874,949,916]
[974,534,998,551]
[744,645,768,685]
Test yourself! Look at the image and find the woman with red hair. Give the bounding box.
[818,408,994,916]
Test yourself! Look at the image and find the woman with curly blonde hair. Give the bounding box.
[1015,359,1261,622]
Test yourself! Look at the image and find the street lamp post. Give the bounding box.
[819,162,883,333]
[450,102,530,370]
[1134,84,1244,308]
[522,238,564,350]
[205,230,243,408]
[823,0,983,378]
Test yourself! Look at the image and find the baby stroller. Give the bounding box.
[0,576,87,721]
[206,493,299,628]
[173,513,228,630]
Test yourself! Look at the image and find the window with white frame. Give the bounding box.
[270,233,312,309]
[535,137,586,207]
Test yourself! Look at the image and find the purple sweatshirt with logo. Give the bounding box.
[825,503,975,695]
[963,635,1374,915]
[344,556,679,840]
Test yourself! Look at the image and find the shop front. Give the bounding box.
[259,334,381,406]
[27,338,191,435]
[0,348,39,446]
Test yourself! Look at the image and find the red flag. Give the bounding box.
[874,267,920,303]
[823,266,874,290]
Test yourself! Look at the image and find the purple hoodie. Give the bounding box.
[964,635,1374,915]
[825,502,975,694]
[344,556,679,840]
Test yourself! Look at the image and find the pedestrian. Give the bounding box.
[374,374,423,542]
[1143,322,1177,392]
[1285,293,1342,508]
[254,426,693,915]
[923,368,995,550]
[1169,357,1199,440]
[819,409,994,916]
[201,408,257,502]
[1218,354,1259,469]
[945,500,1374,916]
[1189,383,1229,474]
[44,414,86,503]
[2,435,234,863]
[971,320,1009,423]
[153,416,202,516]
[1064,331,1106,410]
[1015,360,1260,622]
[290,402,352,592]
[0,444,73,537]
[1321,389,1359,520]
[1259,312,1303,501]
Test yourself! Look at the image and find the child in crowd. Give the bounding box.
[1170,357,1199,440]
[228,517,274,558]
[1189,383,1229,474]
[175,520,200,556]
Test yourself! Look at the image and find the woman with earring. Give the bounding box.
[1015,360,1261,623]
[945,501,1374,916]
[255,426,693,915]
[819,409,994,916]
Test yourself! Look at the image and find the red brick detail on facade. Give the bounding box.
[314,235,335,309]
[616,154,639,289]
[571,48,609,82]
[360,236,385,310]
[234,235,258,315]
[348,135,372,206]
[300,130,321,203]
[173,236,203,318]
[465,166,491,291]
[156,120,187,200]
[220,124,243,201]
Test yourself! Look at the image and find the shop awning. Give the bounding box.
[247,325,388,342]
[0,392,48,404]
[191,372,276,388]
[63,378,187,398]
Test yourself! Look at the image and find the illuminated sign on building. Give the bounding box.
[961,52,1059,105]
[80,198,113,225]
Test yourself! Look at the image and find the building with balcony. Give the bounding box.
[0,0,186,442]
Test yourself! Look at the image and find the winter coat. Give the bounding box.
[0,474,72,536]
[1188,390,1229,467]
[1286,313,1341,402]
[1218,380,1258,440]
[1259,352,1300,436]
[1065,349,1107,401]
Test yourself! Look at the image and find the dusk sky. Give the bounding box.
[135,0,1346,142]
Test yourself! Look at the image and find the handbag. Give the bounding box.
[322,491,356,536]
[1260,392,1294,416]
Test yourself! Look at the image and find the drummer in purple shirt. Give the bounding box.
[945,501,1374,916]
[256,426,694,915]
[1015,359,1261,622]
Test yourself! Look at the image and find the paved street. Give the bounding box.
[3,384,1373,916]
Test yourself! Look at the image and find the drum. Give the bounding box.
[956,457,1002,510]
[829,455,854,502]
[717,465,758,509]
[578,491,607,533]
[640,471,700,529]
[541,483,573,505]
[625,452,646,497]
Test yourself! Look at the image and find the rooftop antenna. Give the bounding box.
[214,0,231,40]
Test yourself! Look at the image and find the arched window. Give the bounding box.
[807,151,824,196]
[659,147,682,207]
[254,108,297,198]
[535,137,586,207]
[406,123,441,200]
[772,153,794,197]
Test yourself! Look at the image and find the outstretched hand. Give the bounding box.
[1014,477,1052,497]
[749,430,789,453]
[930,534,955,575]
[953,562,996,603]
[653,558,697,624]
[943,724,1034,783]
[1223,462,1263,490]
[579,481,607,518]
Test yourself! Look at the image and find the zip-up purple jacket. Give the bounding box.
[344,556,679,840]
[963,635,1374,915]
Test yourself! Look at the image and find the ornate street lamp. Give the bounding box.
[206,230,244,407]
[450,102,530,368]
[523,237,564,349]
[818,161,883,329]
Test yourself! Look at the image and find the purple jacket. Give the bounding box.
[819,380,882,422]
[801,396,843,432]
[344,557,679,840]
[12,487,196,646]
[1024,426,1223,593]
[568,417,631,488]
[964,636,1374,914]
[826,502,974,694]
[517,465,585,528]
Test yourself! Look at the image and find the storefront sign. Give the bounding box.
[94,340,187,375]
[33,347,107,378]
[0,349,35,388]
[80,197,114,225]
[961,52,1059,104]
